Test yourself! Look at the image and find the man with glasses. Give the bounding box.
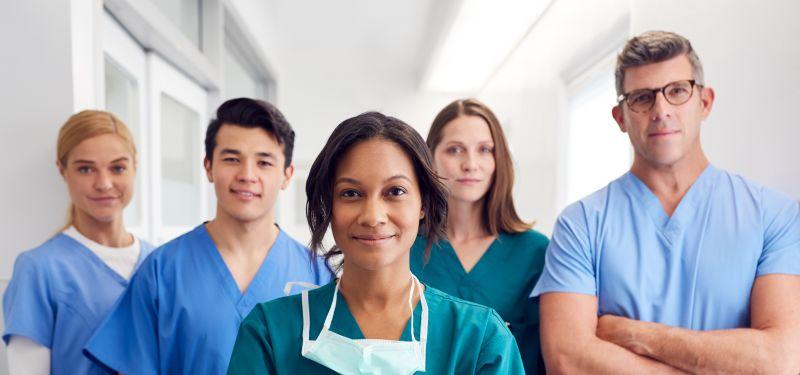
[532,31,800,373]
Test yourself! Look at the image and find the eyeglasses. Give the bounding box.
[617,79,702,113]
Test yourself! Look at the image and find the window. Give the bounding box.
[148,53,210,243]
[103,12,149,239]
[563,58,632,208]
[150,0,201,48]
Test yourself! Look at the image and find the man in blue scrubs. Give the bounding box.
[533,31,800,373]
[84,98,333,373]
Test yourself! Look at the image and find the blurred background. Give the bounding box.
[1,0,798,369]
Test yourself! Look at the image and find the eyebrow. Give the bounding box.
[220,148,276,159]
[335,174,413,185]
[72,157,130,165]
[442,140,494,146]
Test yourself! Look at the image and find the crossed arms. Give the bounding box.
[539,274,800,374]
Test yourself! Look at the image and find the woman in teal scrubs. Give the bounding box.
[410,99,549,374]
[227,112,524,374]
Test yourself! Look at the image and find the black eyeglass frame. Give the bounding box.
[617,79,703,113]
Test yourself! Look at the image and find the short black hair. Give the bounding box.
[306,111,448,268]
[205,98,295,167]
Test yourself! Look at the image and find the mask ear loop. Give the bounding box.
[407,276,416,342]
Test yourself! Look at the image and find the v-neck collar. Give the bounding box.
[623,165,718,242]
[199,224,287,318]
[57,233,146,286]
[438,235,502,278]
[327,281,423,341]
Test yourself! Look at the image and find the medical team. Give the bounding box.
[2,30,799,374]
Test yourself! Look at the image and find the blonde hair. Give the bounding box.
[57,110,137,228]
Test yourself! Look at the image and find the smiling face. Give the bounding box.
[204,124,293,224]
[612,55,714,169]
[433,115,496,205]
[60,133,135,223]
[331,138,423,272]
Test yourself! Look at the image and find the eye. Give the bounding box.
[387,186,407,197]
[630,91,653,105]
[480,146,494,154]
[668,86,689,97]
[339,189,361,199]
[446,146,462,155]
[77,166,92,174]
[111,165,127,174]
[223,157,239,163]
[257,160,274,167]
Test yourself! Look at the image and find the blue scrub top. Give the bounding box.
[227,281,524,374]
[3,234,154,375]
[532,165,800,329]
[84,224,334,374]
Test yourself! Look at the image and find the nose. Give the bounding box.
[236,160,257,183]
[649,91,672,121]
[94,170,113,191]
[357,196,388,228]
[461,152,478,172]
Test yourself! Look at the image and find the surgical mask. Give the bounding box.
[301,276,428,375]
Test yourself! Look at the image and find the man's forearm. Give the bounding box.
[612,320,797,374]
[545,335,686,375]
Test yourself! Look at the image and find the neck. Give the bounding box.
[339,261,414,310]
[72,210,132,247]
[630,147,710,215]
[205,208,278,255]
[446,199,488,241]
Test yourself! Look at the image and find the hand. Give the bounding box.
[597,314,649,356]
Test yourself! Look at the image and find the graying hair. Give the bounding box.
[615,30,704,96]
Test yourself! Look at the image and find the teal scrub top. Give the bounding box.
[410,230,549,374]
[227,281,524,374]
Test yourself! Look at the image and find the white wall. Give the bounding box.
[632,0,800,199]
[0,1,85,280]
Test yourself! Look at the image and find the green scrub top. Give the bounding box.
[410,230,549,374]
[227,280,524,374]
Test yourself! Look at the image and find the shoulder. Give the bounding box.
[276,230,316,259]
[714,168,796,208]
[137,238,157,255]
[12,234,77,270]
[501,229,548,248]
[425,285,497,320]
[144,225,207,263]
[263,280,334,310]
[425,286,512,341]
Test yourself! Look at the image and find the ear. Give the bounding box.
[56,159,66,177]
[281,164,295,190]
[699,86,715,120]
[611,104,627,133]
[419,209,425,220]
[204,157,213,183]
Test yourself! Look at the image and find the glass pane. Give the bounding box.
[160,93,201,226]
[151,0,201,48]
[105,58,142,227]
[223,44,260,100]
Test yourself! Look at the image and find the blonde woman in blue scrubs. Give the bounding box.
[227,112,524,374]
[3,110,154,374]
[410,99,549,374]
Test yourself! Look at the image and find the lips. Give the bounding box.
[456,178,482,185]
[648,129,680,137]
[352,234,397,246]
[230,188,261,200]
[89,196,119,203]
